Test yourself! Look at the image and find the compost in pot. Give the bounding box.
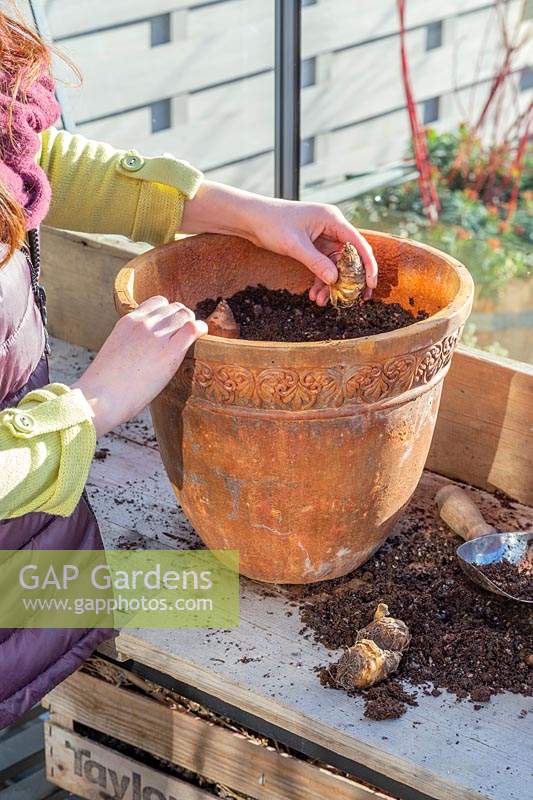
[196,286,428,343]
[196,240,428,342]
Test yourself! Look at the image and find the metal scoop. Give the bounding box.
[435,485,533,604]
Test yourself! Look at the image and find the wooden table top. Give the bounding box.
[51,337,533,800]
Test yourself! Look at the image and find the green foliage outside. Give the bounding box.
[345,126,532,300]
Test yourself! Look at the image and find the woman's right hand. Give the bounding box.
[74,296,207,437]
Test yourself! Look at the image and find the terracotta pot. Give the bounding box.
[115,232,473,583]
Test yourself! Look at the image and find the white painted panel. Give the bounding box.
[79,72,275,170]
[7,0,32,21]
[205,151,274,196]
[23,0,529,202]
[302,5,531,136]
[300,0,501,58]
[301,109,410,192]
[51,0,524,123]
[43,0,226,39]
[79,107,152,147]
[75,7,531,177]
[60,1,528,130]
[57,10,274,120]
[43,0,494,51]
[188,0,273,37]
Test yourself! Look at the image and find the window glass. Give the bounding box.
[46,0,276,196]
[300,1,532,363]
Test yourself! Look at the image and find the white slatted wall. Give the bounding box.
[11,1,533,198]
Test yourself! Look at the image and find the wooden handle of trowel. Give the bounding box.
[435,485,496,541]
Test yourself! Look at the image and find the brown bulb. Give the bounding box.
[206,300,240,339]
[332,603,411,691]
[329,242,367,308]
[355,602,411,653]
[335,639,402,690]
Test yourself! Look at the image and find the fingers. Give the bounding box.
[316,285,331,306]
[129,296,208,346]
[170,319,208,352]
[309,276,324,302]
[158,319,207,373]
[292,237,338,285]
[332,218,379,289]
[134,296,202,336]
[132,295,168,316]
[152,303,195,334]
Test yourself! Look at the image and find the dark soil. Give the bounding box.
[291,485,533,720]
[478,560,533,602]
[320,672,419,720]
[93,447,109,461]
[195,285,427,342]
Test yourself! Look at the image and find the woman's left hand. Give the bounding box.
[181,181,378,306]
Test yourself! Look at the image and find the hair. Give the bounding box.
[0,3,52,265]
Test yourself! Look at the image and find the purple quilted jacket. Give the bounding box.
[0,70,111,729]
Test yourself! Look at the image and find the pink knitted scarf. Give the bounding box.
[0,71,60,230]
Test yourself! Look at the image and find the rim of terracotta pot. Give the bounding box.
[114,230,474,355]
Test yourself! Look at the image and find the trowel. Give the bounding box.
[435,485,532,604]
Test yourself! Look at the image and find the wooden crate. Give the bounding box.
[44,662,394,800]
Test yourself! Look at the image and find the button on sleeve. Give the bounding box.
[115,151,203,199]
[0,410,36,438]
[120,152,145,172]
[0,387,94,439]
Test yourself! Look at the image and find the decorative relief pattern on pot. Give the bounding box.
[415,334,457,383]
[175,330,461,410]
[257,367,344,410]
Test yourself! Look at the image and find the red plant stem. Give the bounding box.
[396,0,440,222]
[475,1,520,133]
[475,55,513,132]
[503,111,531,228]
[501,98,533,190]
[448,2,527,196]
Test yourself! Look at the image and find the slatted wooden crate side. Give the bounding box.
[40,228,145,353]
[45,724,215,800]
[427,348,533,506]
[44,671,393,800]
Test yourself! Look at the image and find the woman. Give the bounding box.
[0,6,377,726]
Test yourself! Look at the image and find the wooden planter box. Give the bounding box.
[44,662,393,800]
